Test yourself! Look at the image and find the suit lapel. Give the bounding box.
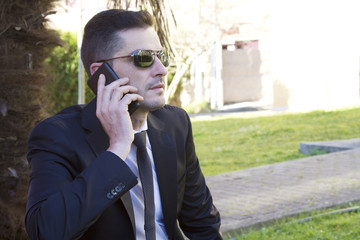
[82,98,109,157]
[81,98,136,236]
[147,112,178,238]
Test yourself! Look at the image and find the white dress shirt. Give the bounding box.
[125,120,168,239]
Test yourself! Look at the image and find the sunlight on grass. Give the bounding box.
[191,106,360,176]
[225,203,360,240]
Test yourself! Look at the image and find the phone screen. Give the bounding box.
[87,62,139,115]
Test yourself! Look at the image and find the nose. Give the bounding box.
[152,56,168,76]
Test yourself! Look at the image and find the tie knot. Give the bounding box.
[134,131,147,150]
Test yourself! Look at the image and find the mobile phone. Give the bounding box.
[87,62,139,115]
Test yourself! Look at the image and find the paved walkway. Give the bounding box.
[205,138,360,236]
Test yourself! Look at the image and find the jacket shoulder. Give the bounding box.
[153,104,188,118]
[148,105,192,136]
[34,104,85,129]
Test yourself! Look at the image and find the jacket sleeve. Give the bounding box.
[25,121,138,240]
[177,112,222,240]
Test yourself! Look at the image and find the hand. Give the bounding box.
[96,74,143,159]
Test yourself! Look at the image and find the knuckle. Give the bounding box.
[96,110,102,119]
[99,107,107,116]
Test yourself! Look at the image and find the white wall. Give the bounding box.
[47,0,108,32]
[269,0,360,111]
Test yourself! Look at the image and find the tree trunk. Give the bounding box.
[0,1,60,238]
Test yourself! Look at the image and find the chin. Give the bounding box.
[142,99,166,111]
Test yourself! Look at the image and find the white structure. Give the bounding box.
[48,0,360,112]
[186,0,360,112]
[268,0,360,111]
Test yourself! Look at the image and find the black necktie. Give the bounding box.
[134,131,156,240]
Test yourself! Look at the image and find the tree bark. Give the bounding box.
[0,1,60,238]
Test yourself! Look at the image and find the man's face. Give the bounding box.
[111,27,168,112]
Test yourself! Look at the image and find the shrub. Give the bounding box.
[45,31,94,115]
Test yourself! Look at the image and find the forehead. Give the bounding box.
[116,27,162,54]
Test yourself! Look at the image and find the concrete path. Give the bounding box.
[205,139,360,236]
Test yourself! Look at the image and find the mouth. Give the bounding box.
[149,82,165,90]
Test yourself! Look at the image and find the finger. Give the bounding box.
[120,93,144,115]
[97,74,106,94]
[107,86,138,113]
[106,77,129,89]
[100,78,116,106]
[121,93,144,105]
[113,85,139,101]
[96,74,106,113]
[101,77,129,103]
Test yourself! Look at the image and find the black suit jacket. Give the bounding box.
[25,99,222,240]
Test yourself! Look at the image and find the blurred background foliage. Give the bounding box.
[45,31,94,115]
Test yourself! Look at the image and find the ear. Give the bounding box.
[89,62,103,75]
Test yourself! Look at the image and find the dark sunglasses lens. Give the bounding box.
[134,52,154,68]
[133,50,169,68]
[159,51,169,67]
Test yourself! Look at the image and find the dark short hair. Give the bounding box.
[81,9,155,76]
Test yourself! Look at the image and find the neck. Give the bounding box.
[131,110,148,131]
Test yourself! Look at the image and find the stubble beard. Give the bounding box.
[141,77,166,111]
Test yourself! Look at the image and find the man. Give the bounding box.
[25,9,222,240]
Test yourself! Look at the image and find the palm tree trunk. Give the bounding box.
[0,1,60,238]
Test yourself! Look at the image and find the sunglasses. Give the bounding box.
[96,49,169,68]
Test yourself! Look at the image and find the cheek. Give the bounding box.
[118,65,149,93]
[129,76,146,93]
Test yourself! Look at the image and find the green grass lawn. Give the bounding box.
[191,106,360,239]
[192,106,360,176]
[226,203,360,240]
